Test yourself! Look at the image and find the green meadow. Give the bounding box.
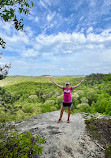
[0,73,111,123]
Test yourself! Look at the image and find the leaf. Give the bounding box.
[31,1,34,7]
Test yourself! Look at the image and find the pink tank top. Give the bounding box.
[63,87,72,103]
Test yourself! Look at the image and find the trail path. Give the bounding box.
[15,111,106,158]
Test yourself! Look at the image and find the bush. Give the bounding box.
[50,106,57,111]
[1,73,111,122]
[95,99,108,113]
[22,104,35,113]
[80,97,88,103]
[28,95,38,99]
[105,145,111,158]
[77,103,91,113]
[76,90,84,98]
[54,91,60,98]
[85,89,97,106]
[56,95,63,105]
[77,103,89,108]
[0,124,45,158]
[71,93,79,103]
[44,100,55,106]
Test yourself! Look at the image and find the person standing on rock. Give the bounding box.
[46,76,85,123]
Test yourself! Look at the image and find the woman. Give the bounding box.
[46,76,85,123]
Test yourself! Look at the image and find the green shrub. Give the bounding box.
[105,144,111,158]
[76,90,84,98]
[22,104,35,113]
[56,95,63,105]
[0,73,111,122]
[77,103,91,113]
[95,99,108,113]
[0,124,45,158]
[71,93,79,106]
[85,89,97,105]
[44,100,55,106]
[50,106,57,111]
[80,97,88,103]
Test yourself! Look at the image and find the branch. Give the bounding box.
[0,0,4,6]
[94,140,105,150]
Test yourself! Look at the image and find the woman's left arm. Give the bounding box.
[72,78,85,90]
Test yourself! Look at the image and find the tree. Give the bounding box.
[0,0,33,78]
[0,0,33,48]
[0,51,11,79]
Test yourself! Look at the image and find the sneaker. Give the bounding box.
[57,118,61,123]
[67,119,70,123]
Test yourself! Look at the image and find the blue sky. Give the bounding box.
[0,0,111,76]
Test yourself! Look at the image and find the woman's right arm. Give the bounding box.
[45,76,63,89]
[50,78,63,89]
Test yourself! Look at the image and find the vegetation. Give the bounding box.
[0,54,11,80]
[85,114,111,158]
[0,123,45,158]
[105,145,111,158]
[0,0,33,80]
[0,73,111,157]
[0,0,33,49]
[0,73,111,122]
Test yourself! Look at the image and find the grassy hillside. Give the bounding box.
[0,73,111,122]
[0,75,85,87]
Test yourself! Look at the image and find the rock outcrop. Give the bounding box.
[15,111,109,158]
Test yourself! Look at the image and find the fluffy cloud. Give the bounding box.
[1,27,110,75]
[1,25,111,59]
[47,12,56,22]
[0,0,111,76]
[22,49,39,57]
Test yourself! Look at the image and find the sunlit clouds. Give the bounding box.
[0,0,111,76]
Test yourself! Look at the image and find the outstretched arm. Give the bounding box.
[72,78,85,90]
[50,78,63,89]
[46,76,63,89]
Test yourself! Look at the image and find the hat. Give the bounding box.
[65,82,70,85]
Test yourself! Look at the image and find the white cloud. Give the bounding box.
[74,0,84,11]
[2,23,12,32]
[0,25,33,53]
[1,26,111,58]
[89,0,96,7]
[101,28,111,36]
[60,68,65,71]
[38,0,48,8]
[47,12,56,22]
[64,50,73,54]
[79,16,84,21]
[1,23,111,75]
[0,30,29,44]
[25,26,35,37]
[38,0,52,8]
[33,29,111,55]
[86,27,93,34]
[22,49,39,57]
[35,16,39,23]
[86,30,111,42]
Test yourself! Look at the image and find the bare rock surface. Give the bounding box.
[15,111,107,158]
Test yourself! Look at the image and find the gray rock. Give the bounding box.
[15,111,106,158]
